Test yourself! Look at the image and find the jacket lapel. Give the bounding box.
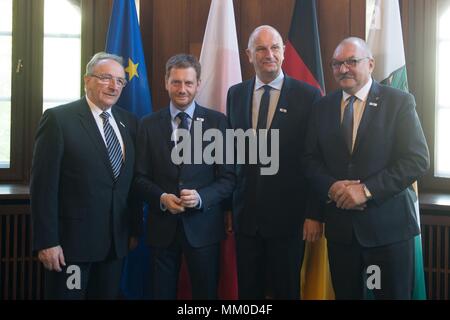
[269,75,291,130]
[77,97,113,177]
[159,107,175,156]
[242,79,254,130]
[353,81,381,154]
[111,106,133,181]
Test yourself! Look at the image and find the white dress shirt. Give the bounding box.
[341,77,373,152]
[86,96,125,158]
[252,71,284,129]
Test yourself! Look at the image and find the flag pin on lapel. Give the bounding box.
[369,96,380,107]
[279,108,287,113]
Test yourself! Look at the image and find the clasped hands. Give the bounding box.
[328,180,368,210]
[161,189,200,214]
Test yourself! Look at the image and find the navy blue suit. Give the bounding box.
[227,75,321,299]
[134,103,235,299]
[304,81,430,299]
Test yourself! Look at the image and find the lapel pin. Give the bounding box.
[195,117,204,122]
[119,121,126,127]
[368,102,378,107]
[279,108,287,113]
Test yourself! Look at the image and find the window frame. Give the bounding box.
[403,0,450,193]
[0,0,111,183]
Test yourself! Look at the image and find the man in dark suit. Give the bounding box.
[30,52,140,299]
[226,25,322,299]
[304,37,430,299]
[134,54,235,299]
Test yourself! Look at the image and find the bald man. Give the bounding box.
[226,25,322,299]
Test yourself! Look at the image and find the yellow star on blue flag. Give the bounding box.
[125,58,139,81]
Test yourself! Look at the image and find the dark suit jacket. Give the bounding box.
[134,103,235,248]
[304,81,430,247]
[30,97,140,262]
[226,75,322,238]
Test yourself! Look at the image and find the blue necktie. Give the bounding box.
[176,111,189,131]
[342,95,356,153]
[257,85,271,130]
[100,111,123,181]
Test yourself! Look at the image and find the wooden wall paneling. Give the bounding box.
[188,0,210,58]
[141,0,368,113]
[150,0,189,110]
[318,0,350,92]
[349,0,366,37]
[237,0,264,82]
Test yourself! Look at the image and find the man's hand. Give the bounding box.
[180,189,200,208]
[335,183,367,210]
[129,237,139,251]
[38,245,66,272]
[328,180,360,202]
[161,193,185,214]
[303,219,323,242]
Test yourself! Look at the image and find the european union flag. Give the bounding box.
[106,0,152,118]
[105,0,153,299]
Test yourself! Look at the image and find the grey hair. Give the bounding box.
[247,25,283,50]
[85,52,124,76]
[335,37,374,59]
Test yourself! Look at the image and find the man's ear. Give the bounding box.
[246,48,253,64]
[369,58,375,73]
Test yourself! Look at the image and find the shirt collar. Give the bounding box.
[86,95,112,116]
[254,71,285,91]
[170,101,196,121]
[342,77,373,102]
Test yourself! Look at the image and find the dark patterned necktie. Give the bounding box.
[256,85,271,130]
[342,95,356,153]
[176,111,189,131]
[100,111,123,180]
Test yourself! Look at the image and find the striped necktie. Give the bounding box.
[100,111,123,181]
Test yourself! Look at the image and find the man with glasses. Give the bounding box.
[304,37,429,299]
[31,52,141,299]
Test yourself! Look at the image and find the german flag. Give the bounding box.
[283,0,325,95]
[282,0,333,300]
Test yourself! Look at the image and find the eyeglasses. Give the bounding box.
[89,73,127,87]
[330,57,370,70]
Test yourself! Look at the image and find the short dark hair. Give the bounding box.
[165,54,201,81]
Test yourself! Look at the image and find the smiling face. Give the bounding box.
[84,59,125,110]
[165,67,200,110]
[246,27,285,83]
[332,40,374,95]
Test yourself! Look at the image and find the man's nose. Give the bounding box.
[178,83,187,92]
[339,63,349,73]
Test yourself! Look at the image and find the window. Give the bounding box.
[436,5,450,178]
[0,0,12,169]
[0,0,111,182]
[43,0,81,111]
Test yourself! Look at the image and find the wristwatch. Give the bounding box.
[362,184,373,200]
